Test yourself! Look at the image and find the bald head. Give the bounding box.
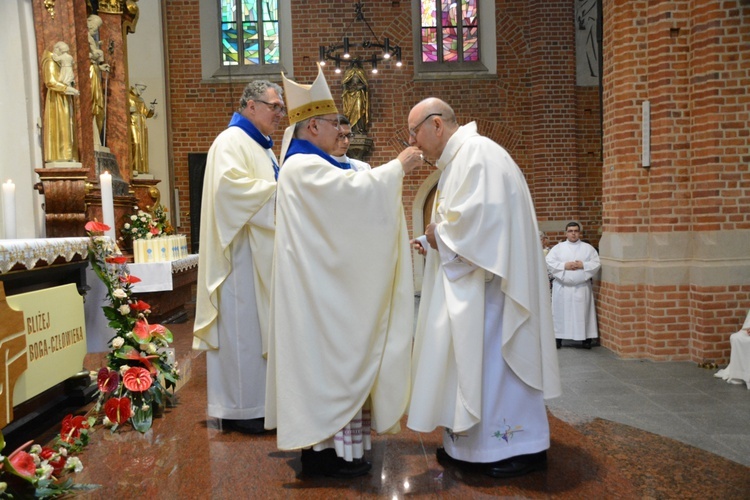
[407,98,459,162]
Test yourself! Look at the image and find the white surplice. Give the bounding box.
[546,240,600,341]
[332,154,371,172]
[407,122,561,463]
[266,153,413,453]
[715,310,750,389]
[193,126,276,420]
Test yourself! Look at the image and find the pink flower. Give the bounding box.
[85,220,110,233]
[123,366,153,392]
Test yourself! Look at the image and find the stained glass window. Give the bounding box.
[420,0,479,64]
[220,0,280,67]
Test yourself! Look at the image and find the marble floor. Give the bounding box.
[46,322,750,498]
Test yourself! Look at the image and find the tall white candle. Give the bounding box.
[2,179,16,239]
[100,171,116,240]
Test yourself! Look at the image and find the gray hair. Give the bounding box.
[238,80,283,111]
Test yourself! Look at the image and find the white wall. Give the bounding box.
[0,0,45,238]
[127,1,171,215]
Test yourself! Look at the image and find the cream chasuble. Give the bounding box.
[408,123,561,435]
[266,153,413,450]
[193,126,276,352]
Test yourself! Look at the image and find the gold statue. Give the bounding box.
[342,65,369,135]
[129,83,156,174]
[42,42,80,162]
[87,15,110,144]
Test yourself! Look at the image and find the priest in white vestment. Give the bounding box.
[406,98,561,479]
[546,222,601,349]
[265,66,422,478]
[715,309,750,389]
[193,81,285,434]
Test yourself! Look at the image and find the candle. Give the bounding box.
[100,171,116,240]
[2,180,16,239]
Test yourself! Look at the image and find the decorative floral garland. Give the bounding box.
[0,220,182,497]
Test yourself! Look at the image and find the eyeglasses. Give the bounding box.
[409,113,442,137]
[337,133,355,141]
[254,99,287,115]
[315,116,341,130]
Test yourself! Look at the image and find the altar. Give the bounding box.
[128,254,199,323]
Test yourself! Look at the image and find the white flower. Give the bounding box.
[32,453,42,466]
[140,216,147,223]
[58,447,68,457]
[119,364,129,375]
[132,228,138,233]
[65,456,84,473]
[113,288,128,299]
[112,337,125,349]
[30,444,42,455]
[102,416,112,426]
[124,223,131,229]
[39,462,54,480]
[141,403,150,411]
[0,482,7,493]
[146,233,153,239]
[118,304,131,315]
[146,343,157,354]
[131,215,137,221]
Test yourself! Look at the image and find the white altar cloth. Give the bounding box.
[0,237,89,273]
[129,254,199,293]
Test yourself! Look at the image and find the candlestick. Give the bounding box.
[100,171,116,240]
[2,179,16,239]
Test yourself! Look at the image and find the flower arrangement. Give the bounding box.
[121,204,174,241]
[86,220,180,432]
[0,416,95,497]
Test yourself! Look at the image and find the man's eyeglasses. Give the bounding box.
[409,113,442,137]
[315,117,340,130]
[254,99,287,115]
[337,133,355,141]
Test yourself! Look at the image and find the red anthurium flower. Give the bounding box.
[104,397,132,425]
[130,300,151,312]
[8,450,36,478]
[97,367,120,393]
[123,366,153,392]
[84,220,110,233]
[149,323,173,343]
[149,227,160,235]
[60,414,89,443]
[133,318,152,342]
[40,446,66,476]
[123,350,159,374]
[106,255,129,264]
[119,274,142,284]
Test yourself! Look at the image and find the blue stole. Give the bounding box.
[284,139,352,170]
[228,112,280,179]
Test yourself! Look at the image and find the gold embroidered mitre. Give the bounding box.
[281,64,338,125]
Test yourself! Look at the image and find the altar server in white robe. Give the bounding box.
[193,80,285,434]
[331,115,372,172]
[546,222,601,349]
[407,98,561,479]
[715,309,750,389]
[265,65,422,478]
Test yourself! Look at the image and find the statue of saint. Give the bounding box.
[342,65,370,135]
[87,15,110,144]
[42,42,80,162]
[129,83,156,175]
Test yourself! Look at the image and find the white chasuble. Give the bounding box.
[408,122,561,438]
[266,154,413,450]
[193,126,276,419]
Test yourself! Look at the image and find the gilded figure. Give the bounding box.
[129,83,156,174]
[342,65,369,135]
[42,42,80,162]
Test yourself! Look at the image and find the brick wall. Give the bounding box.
[164,0,600,248]
[599,0,750,363]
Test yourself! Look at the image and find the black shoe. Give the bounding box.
[556,339,562,349]
[581,339,592,350]
[437,447,547,478]
[301,448,372,478]
[484,450,548,478]
[221,417,267,434]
